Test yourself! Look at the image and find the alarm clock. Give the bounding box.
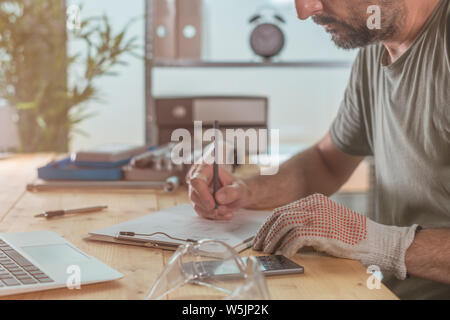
[249,8,286,60]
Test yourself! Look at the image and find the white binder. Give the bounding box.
[176,0,203,59]
[153,0,177,59]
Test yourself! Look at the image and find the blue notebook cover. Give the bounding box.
[72,158,132,169]
[38,157,123,181]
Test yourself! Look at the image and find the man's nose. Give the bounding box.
[295,0,323,20]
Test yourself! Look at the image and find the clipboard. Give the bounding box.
[86,204,272,252]
[86,233,182,251]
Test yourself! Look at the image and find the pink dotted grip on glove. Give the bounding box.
[257,194,368,248]
[254,194,418,280]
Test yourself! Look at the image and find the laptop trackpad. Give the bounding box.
[21,244,90,264]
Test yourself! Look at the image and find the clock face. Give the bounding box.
[250,23,285,59]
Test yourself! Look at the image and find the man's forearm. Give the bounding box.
[243,146,345,210]
[405,228,450,285]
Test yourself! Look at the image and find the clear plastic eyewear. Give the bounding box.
[146,239,271,300]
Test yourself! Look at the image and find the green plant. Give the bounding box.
[0,0,140,152]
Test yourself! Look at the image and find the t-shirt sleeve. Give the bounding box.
[330,49,373,157]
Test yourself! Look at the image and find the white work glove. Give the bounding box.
[253,194,420,280]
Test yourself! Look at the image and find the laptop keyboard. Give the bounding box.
[0,239,54,287]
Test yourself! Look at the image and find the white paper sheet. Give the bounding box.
[89,204,272,250]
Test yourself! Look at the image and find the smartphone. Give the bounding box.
[183,255,304,280]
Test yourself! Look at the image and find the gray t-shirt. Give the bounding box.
[330,0,450,299]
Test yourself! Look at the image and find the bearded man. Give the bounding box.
[187,0,450,299]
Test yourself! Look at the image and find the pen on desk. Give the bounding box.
[34,205,108,218]
[213,120,220,211]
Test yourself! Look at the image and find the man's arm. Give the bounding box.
[244,132,364,209]
[405,228,450,285]
[187,132,362,219]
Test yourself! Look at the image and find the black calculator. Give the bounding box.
[185,255,304,280]
[248,255,304,276]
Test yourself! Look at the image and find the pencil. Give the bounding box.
[213,120,219,211]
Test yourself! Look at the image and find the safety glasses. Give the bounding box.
[146,239,271,300]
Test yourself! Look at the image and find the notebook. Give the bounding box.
[86,204,272,252]
[72,145,150,164]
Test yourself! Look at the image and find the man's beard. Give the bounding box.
[312,15,376,49]
[312,8,401,50]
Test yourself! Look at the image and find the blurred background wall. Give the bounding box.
[67,0,357,153]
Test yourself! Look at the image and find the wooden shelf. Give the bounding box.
[144,0,354,146]
[152,59,352,68]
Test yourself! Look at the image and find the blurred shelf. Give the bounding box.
[144,0,354,145]
[152,59,352,68]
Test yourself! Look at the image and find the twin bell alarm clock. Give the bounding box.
[249,7,286,60]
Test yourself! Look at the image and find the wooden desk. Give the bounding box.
[0,155,396,300]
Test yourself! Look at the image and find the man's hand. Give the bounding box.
[253,194,420,279]
[187,163,251,220]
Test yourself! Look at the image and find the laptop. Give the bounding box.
[0,231,123,297]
